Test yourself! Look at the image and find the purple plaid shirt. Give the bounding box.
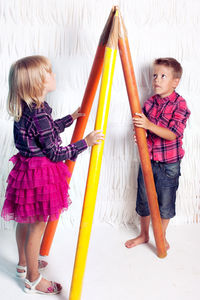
[14,101,87,162]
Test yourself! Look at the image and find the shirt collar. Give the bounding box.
[23,100,52,114]
[155,91,178,104]
[44,101,52,114]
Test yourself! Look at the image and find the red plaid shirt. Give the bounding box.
[143,91,191,163]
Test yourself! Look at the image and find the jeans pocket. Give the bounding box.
[164,161,181,178]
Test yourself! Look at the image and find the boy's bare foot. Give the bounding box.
[125,234,149,248]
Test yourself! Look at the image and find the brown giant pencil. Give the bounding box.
[118,10,167,258]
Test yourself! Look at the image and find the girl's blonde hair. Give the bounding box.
[7,55,52,121]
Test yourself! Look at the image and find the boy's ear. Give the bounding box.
[173,78,180,88]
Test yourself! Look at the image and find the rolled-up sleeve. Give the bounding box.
[33,113,87,162]
[168,100,191,138]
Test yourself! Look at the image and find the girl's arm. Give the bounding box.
[53,115,73,133]
[32,113,103,162]
[53,107,85,133]
[33,113,86,162]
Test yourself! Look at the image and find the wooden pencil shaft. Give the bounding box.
[118,12,166,258]
[40,8,116,257]
[69,11,118,300]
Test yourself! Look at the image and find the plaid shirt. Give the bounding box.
[14,101,87,162]
[143,91,191,163]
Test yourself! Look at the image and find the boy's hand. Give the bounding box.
[71,107,85,120]
[133,113,176,141]
[133,113,151,130]
[85,130,104,147]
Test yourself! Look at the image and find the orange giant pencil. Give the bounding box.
[40,7,116,257]
[118,11,166,258]
[66,6,116,176]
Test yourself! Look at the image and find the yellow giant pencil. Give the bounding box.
[69,10,118,300]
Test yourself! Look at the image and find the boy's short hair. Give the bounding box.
[154,57,183,79]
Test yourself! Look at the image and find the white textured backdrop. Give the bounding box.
[0,0,199,229]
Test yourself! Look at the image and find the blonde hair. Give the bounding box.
[7,55,52,121]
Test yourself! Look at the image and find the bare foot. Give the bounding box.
[125,234,149,248]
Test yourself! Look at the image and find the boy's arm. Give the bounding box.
[133,113,176,140]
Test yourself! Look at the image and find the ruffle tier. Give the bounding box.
[1,153,71,223]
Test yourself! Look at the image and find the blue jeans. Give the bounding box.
[136,160,181,219]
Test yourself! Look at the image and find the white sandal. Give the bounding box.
[24,274,62,295]
[16,265,27,278]
[16,260,48,279]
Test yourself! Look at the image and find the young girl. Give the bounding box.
[1,55,104,295]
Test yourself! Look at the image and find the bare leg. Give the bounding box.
[16,222,48,275]
[25,221,56,292]
[161,218,170,250]
[125,216,150,248]
[16,223,28,274]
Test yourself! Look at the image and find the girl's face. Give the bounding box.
[152,65,179,98]
[44,71,56,94]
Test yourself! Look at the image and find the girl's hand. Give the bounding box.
[71,107,85,120]
[85,130,104,147]
[133,113,151,130]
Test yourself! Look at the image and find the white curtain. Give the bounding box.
[0,0,199,229]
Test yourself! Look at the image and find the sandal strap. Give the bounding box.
[47,281,62,293]
[16,260,47,272]
[16,265,27,271]
[25,274,42,290]
[38,260,47,269]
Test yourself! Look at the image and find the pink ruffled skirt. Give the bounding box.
[1,153,71,223]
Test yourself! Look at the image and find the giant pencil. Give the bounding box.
[118,11,167,258]
[69,11,118,300]
[40,8,116,257]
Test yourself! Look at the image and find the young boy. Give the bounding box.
[125,57,190,250]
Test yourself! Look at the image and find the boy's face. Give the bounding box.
[152,65,180,98]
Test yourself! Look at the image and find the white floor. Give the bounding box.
[0,222,200,300]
